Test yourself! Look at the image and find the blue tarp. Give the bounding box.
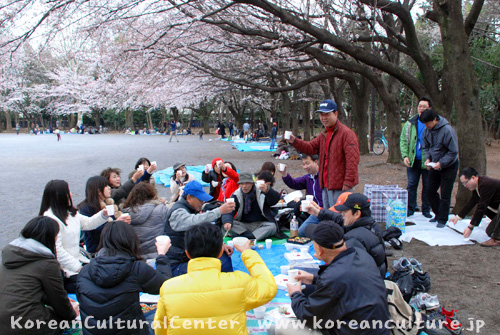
[231,142,274,152]
[153,165,209,187]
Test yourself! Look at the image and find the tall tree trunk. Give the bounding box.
[281,91,291,136]
[4,111,12,132]
[125,109,134,129]
[301,100,311,141]
[350,78,371,155]
[92,108,101,127]
[436,0,486,211]
[69,113,76,129]
[291,94,299,136]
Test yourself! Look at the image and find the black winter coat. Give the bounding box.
[76,250,172,335]
[317,210,387,277]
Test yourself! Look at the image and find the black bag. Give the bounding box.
[275,208,294,230]
[383,226,403,241]
[388,270,414,302]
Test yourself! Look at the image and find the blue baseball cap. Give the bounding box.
[315,99,338,113]
[183,181,213,202]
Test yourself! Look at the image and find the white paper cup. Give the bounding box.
[151,161,157,166]
[120,213,130,218]
[138,164,144,171]
[211,181,219,187]
[155,235,171,246]
[105,205,115,216]
[256,180,265,187]
[279,163,286,171]
[284,131,292,140]
[254,306,266,319]
[176,170,182,177]
[217,160,224,167]
[232,237,249,246]
[288,269,300,284]
[226,198,234,203]
[301,200,310,211]
[300,247,309,255]
[280,265,290,275]
[206,163,212,171]
[306,195,314,202]
[265,239,272,249]
[284,243,296,251]
[227,241,234,248]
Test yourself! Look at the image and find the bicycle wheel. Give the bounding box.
[373,138,386,155]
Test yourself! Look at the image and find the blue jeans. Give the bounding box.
[170,252,234,277]
[406,160,431,215]
[270,138,276,149]
[298,215,319,237]
[427,161,459,224]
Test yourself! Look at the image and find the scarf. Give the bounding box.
[243,189,256,215]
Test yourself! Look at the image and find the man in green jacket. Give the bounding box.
[400,97,432,218]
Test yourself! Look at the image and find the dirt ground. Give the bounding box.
[348,143,500,335]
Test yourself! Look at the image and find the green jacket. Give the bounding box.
[400,115,426,169]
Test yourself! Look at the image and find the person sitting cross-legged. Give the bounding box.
[154,223,277,335]
[222,172,280,241]
[269,220,390,335]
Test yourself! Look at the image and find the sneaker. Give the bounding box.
[413,271,431,292]
[427,307,458,323]
[410,293,439,311]
[409,258,423,273]
[424,316,462,335]
[392,257,412,272]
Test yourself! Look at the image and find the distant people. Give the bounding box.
[421,109,459,228]
[169,120,178,142]
[256,161,276,178]
[228,120,234,140]
[450,167,500,247]
[164,181,236,276]
[169,162,195,203]
[270,122,277,149]
[222,172,280,241]
[273,220,390,335]
[122,182,168,258]
[55,128,61,141]
[101,167,143,207]
[77,221,172,334]
[400,97,433,218]
[288,99,360,207]
[78,176,130,254]
[243,120,250,142]
[39,180,109,293]
[0,217,78,334]
[154,223,276,334]
[198,129,203,140]
[219,121,226,139]
[15,122,20,135]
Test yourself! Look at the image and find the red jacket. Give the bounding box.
[293,121,360,190]
[217,167,240,202]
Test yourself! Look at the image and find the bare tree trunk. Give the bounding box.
[4,111,12,132]
[349,77,371,155]
[291,94,299,136]
[281,91,291,136]
[69,113,76,129]
[301,100,311,141]
[125,109,134,129]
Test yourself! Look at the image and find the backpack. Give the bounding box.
[385,280,424,335]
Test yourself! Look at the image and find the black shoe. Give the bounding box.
[436,222,446,228]
[423,212,433,219]
[407,211,414,217]
[429,217,437,223]
[415,206,421,212]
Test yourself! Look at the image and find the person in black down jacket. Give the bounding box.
[122,182,168,259]
[77,221,172,335]
[305,193,387,278]
[0,217,77,335]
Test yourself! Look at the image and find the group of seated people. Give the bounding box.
[0,156,396,335]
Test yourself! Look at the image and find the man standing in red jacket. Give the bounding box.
[288,99,360,208]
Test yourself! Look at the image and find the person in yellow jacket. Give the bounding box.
[154,223,277,334]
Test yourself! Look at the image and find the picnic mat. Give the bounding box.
[401,212,490,246]
[153,165,209,187]
[231,142,274,152]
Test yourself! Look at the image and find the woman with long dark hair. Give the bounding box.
[78,176,130,254]
[39,179,109,293]
[122,182,167,259]
[77,221,172,334]
[0,217,78,334]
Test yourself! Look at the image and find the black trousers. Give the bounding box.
[427,160,459,224]
[486,212,500,240]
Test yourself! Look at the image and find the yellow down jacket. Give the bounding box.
[154,249,277,335]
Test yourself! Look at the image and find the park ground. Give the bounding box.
[0,132,498,334]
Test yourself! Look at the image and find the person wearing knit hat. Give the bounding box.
[272,220,390,335]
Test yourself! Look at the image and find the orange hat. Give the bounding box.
[329,192,352,212]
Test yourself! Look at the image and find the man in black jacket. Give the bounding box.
[304,193,387,278]
[449,167,500,247]
[272,221,390,335]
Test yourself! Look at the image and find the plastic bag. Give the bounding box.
[385,196,407,233]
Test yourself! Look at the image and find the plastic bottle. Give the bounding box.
[290,215,298,238]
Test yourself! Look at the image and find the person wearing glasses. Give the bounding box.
[449,167,500,247]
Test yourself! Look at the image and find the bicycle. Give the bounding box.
[372,127,388,155]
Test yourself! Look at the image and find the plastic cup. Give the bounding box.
[256,180,265,187]
[105,205,115,216]
[254,306,266,319]
[232,237,249,246]
[306,195,314,202]
[265,239,272,249]
[226,198,234,203]
[301,200,310,211]
[211,181,219,187]
[227,241,234,248]
[280,265,290,275]
[300,247,309,255]
[151,161,157,166]
[138,164,144,171]
[288,269,300,284]
[206,163,211,170]
[120,213,130,218]
[279,163,286,172]
[284,131,292,140]
[176,170,182,177]
[155,235,171,246]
